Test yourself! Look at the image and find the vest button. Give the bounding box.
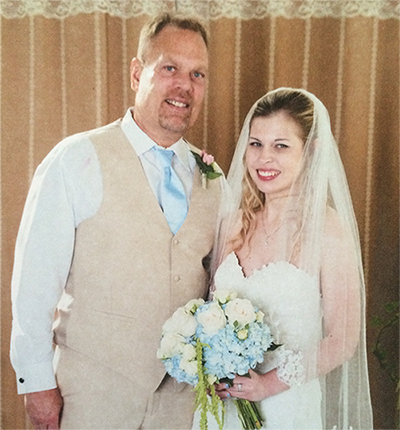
[174,275,180,282]
[173,239,179,245]
[19,378,25,384]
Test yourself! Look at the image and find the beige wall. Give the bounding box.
[1,10,399,429]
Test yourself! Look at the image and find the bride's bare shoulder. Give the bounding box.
[219,210,243,258]
[323,206,356,256]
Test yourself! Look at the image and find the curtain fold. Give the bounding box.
[1,2,399,429]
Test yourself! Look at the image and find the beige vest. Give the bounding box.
[54,120,222,395]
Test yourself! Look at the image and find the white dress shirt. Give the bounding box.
[10,109,196,394]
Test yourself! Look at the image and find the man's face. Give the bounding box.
[131,26,209,147]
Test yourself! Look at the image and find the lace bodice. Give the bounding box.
[214,253,322,381]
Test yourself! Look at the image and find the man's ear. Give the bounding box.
[130,57,142,91]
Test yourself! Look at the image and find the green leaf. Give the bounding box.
[190,150,221,180]
[268,342,282,351]
[384,301,399,314]
[373,346,387,363]
[371,316,384,328]
[206,171,222,180]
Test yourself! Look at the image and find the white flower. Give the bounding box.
[256,310,265,323]
[162,307,197,337]
[183,298,205,314]
[225,298,256,327]
[157,333,186,359]
[180,358,198,375]
[197,302,226,335]
[213,289,238,304]
[207,374,217,385]
[181,344,197,361]
[237,329,248,340]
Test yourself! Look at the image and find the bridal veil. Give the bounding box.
[211,88,373,429]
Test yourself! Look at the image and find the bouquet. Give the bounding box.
[157,290,275,430]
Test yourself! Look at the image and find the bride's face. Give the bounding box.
[245,110,305,199]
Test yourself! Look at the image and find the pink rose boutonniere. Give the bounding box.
[191,150,222,189]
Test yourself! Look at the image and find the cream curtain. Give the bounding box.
[1,1,399,429]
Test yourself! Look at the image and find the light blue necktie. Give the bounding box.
[153,146,188,234]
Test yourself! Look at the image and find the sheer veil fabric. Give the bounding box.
[210,88,373,429]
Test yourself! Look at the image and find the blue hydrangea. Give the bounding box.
[159,297,273,386]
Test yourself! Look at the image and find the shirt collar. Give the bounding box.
[121,108,192,171]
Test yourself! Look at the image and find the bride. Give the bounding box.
[194,88,373,429]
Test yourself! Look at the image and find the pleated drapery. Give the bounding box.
[1,1,399,429]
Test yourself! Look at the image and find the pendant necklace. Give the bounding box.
[261,214,283,246]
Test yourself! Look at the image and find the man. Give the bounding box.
[10,12,223,429]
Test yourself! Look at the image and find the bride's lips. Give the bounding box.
[257,169,280,181]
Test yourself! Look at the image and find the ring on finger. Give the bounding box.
[237,383,242,392]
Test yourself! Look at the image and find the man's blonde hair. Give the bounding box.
[137,12,208,62]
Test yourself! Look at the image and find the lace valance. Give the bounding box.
[1,0,399,20]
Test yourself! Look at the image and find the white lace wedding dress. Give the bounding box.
[193,252,323,430]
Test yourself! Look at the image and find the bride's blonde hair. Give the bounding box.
[233,89,314,251]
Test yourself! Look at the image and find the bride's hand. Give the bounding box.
[215,369,290,402]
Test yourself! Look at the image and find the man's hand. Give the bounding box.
[25,388,63,429]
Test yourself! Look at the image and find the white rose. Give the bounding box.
[213,289,238,304]
[179,358,198,376]
[197,302,226,335]
[157,333,186,359]
[183,298,205,314]
[162,307,197,337]
[181,344,197,361]
[225,298,256,327]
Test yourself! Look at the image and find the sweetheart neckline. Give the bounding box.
[228,252,315,282]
